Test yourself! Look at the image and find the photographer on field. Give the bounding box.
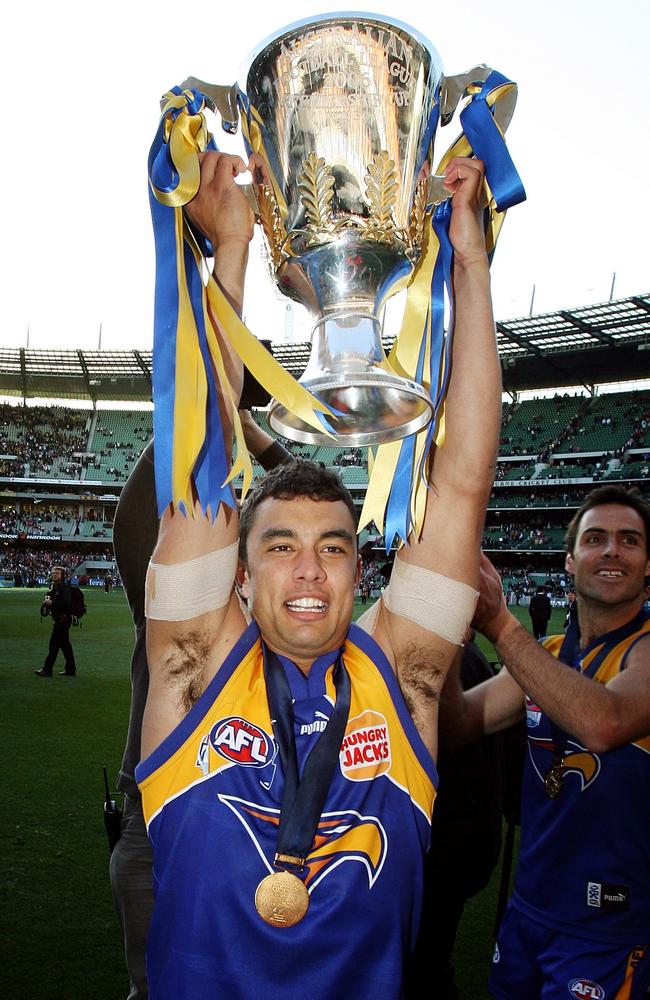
[35,565,76,677]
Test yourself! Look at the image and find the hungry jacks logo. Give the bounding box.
[340,710,391,781]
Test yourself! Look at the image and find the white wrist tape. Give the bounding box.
[383,558,479,646]
[145,540,239,622]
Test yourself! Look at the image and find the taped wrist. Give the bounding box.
[383,558,479,645]
[145,540,238,621]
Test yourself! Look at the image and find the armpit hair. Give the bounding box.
[397,641,445,719]
[163,631,212,715]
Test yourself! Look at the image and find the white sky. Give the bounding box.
[3,0,650,353]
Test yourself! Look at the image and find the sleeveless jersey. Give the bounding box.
[136,621,437,999]
[512,609,650,944]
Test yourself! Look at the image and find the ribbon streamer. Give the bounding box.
[149,87,331,517]
[359,72,526,549]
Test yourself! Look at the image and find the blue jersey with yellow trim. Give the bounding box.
[512,610,650,944]
[136,621,437,999]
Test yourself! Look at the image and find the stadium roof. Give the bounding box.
[1,293,649,402]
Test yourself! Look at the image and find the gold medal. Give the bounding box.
[544,763,564,799]
[255,870,310,927]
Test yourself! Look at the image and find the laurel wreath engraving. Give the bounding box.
[289,149,426,254]
[409,176,428,249]
[256,184,287,269]
[297,153,341,245]
[363,151,399,244]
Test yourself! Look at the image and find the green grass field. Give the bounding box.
[0,588,568,1000]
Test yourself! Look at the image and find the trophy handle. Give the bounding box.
[177,77,259,215]
[427,175,452,207]
[179,76,240,133]
[439,65,516,133]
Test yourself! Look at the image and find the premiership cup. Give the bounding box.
[185,14,511,446]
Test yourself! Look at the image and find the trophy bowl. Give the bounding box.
[239,14,443,446]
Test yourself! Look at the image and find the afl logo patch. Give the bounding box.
[525,697,542,728]
[210,717,276,768]
[568,979,605,999]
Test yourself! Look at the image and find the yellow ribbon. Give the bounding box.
[204,275,332,436]
[359,80,515,543]
[151,90,337,512]
[150,91,212,207]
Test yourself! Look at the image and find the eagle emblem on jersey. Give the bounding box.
[528,736,601,790]
[218,794,388,892]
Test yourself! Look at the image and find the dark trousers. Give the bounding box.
[531,618,550,640]
[406,881,466,999]
[109,796,154,999]
[43,620,76,674]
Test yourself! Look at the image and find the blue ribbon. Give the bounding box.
[383,199,455,550]
[429,201,455,416]
[460,71,526,212]
[149,126,180,514]
[383,70,525,548]
[149,87,227,515]
[183,238,235,518]
[417,101,441,178]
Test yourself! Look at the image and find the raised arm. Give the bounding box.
[401,156,500,582]
[371,157,501,756]
[142,152,255,758]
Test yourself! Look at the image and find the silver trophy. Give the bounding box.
[185,14,512,446]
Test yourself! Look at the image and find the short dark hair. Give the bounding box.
[565,485,650,556]
[239,459,358,561]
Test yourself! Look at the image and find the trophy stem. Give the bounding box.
[268,310,433,447]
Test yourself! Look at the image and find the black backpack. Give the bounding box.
[69,586,87,625]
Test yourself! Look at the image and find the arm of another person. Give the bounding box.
[476,556,650,753]
[371,157,501,757]
[142,152,255,759]
[437,556,526,748]
[438,653,526,749]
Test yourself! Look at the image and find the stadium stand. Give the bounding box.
[1,293,649,598]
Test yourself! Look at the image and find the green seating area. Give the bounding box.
[537,463,589,479]
[1,390,647,486]
[88,411,151,481]
[569,392,636,452]
[483,526,566,551]
[499,395,587,454]
[603,460,648,480]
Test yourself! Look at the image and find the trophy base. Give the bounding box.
[269,370,433,448]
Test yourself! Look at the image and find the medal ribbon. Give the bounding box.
[263,646,351,868]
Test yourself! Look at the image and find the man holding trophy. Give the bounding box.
[134,14,525,997]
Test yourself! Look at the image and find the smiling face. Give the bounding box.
[565,504,650,613]
[239,495,361,673]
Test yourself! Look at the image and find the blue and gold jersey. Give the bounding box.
[513,610,650,944]
[136,622,438,999]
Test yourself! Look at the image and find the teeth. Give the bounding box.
[287,598,326,611]
[597,571,623,577]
